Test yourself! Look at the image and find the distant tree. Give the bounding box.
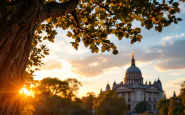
[20,96,35,115]
[20,104,35,115]
[93,90,127,115]
[157,99,170,115]
[64,78,82,99]
[82,92,96,112]
[168,97,184,115]
[30,77,84,115]
[69,100,92,115]
[180,81,185,106]
[36,77,69,96]
[74,97,83,104]
[33,95,68,115]
[135,101,150,114]
[157,81,185,115]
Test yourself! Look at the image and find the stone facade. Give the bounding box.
[101,52,164,113]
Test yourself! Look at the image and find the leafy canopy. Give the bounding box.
[27,0,184,74]
[93,90,128,115]
[34,77,82,99]
[82,92,96,111]
[38,0,183,51]
[180,81,185,106]
[36,77,69,96]
[157,99,170,115]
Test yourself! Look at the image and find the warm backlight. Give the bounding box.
[20,85,34,97]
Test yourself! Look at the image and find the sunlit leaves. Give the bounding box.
[67,31,72,37]
[137,35,142,42]
[29,0,183,69]
[27,32,50,76]
[38,77,69,96]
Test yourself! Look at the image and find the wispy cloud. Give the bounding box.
[171,78,185,86]
[179,2,185,13]
[41,60,62,70]
[152,40,185,71]
[175,33,185,38]
[69,50,159,77]
[163,77,185,97]
[69,39,185,76]
[161,33,184,45]
[162,36,173,41]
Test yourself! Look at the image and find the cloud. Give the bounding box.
[40,60,62,70]
[69,50,159,77]
[40,31,90,61]
[162,36,173,41]
[160,33,184,45]
[169,72,183,76]
[175,33,185,38]
[70,54,129,77]
[151,40,185,71]
[163,77,185,98]
[179,2,185,13]
[69,38,185,77]
[171,78,185,86]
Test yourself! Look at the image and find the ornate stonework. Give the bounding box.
[102,52,164,113]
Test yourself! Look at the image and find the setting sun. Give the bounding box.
[20,86,34,97]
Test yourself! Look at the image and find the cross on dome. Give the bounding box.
[131,51,135,66]
[132,51,134,59]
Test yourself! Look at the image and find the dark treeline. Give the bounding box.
[20,77,128,115]
[157,81,185,115]
[20,77,185,115]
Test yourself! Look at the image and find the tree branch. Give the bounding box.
[71,9,81,28]
[90,0,114,15]
[43,0,79,19]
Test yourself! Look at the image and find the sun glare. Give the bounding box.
[20,85,34,97]
[34,59,79,80]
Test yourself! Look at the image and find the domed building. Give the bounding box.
[101,52,164,113]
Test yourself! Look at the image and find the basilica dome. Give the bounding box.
[126,66,141,73]
[124,52,143,84]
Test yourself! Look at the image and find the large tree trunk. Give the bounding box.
[0,0,78,114]
[0,1,44,114]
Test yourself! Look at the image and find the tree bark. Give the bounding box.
[0,0,79,114]
[0,0,44,114]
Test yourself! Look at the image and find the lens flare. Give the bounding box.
[20,85,34,97]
